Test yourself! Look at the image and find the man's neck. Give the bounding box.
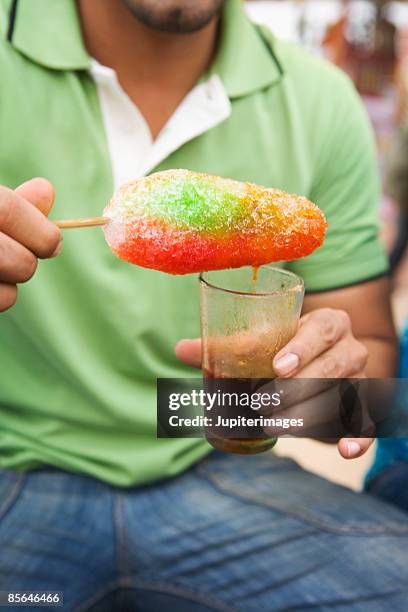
[77,0,220,138]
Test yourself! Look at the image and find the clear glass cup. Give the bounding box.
[199,266,305,455]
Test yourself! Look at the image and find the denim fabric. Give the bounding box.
[1,452,408,612]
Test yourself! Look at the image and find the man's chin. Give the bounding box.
[122,0,224,34]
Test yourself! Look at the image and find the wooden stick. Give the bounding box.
[54,216,109,229]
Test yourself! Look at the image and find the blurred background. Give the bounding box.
[245,0,408,489]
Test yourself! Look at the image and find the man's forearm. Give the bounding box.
[361,337,398,378]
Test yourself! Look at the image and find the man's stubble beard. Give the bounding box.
[121,0,225,34]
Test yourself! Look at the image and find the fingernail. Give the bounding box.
[274,353,299,376]
[51,240,63,258]
[347,441,361,458]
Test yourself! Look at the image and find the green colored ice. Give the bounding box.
[120,171,248,233]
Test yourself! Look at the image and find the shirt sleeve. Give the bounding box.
[288,73,389,292]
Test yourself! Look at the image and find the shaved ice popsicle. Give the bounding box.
[103,169,327,275]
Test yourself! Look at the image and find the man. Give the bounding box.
[0,0,407,610]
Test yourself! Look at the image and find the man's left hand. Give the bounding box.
[176,307,374,460]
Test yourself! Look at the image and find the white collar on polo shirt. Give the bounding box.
[90,59,232,189]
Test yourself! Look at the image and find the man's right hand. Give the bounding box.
[0,178,61,312]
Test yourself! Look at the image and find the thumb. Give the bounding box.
[338,437,375,460]
[175,338,202,369]
[15,178,55,217]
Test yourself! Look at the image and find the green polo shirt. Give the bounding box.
[0,0,388,486]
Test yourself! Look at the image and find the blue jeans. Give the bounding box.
[1,452,408,612]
